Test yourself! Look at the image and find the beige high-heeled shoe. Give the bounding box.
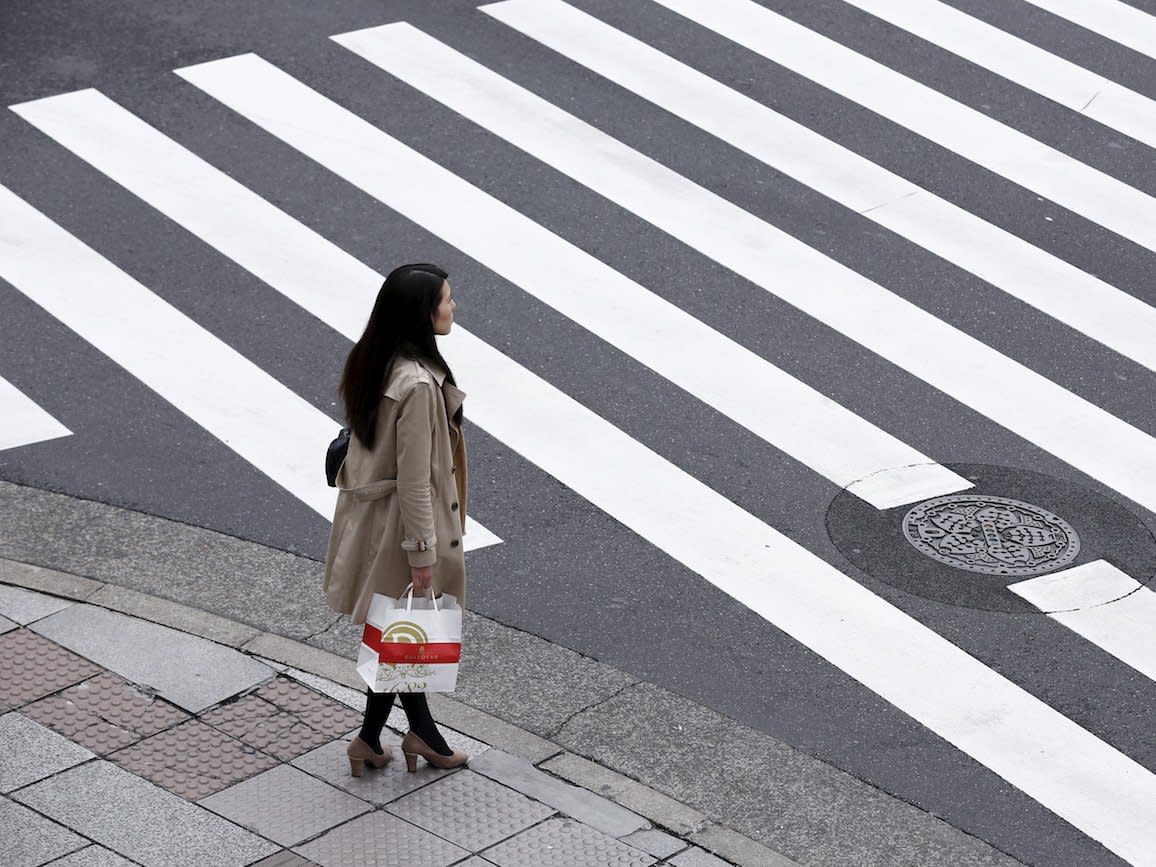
[401,731,469,773]
[346,736,392,777]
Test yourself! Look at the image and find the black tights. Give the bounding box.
[358,690,453,756]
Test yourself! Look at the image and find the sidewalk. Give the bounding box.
[0,567,780,867]
[0,482,1024,867]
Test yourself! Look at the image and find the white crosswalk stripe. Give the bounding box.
[4,4,1156,861]
[8,90,503,551]
[1010,560,1156,683]
[328,21,1156,518]
[0,183,341,519]
[483,0,1156,376]
[0,373,71,452]
[1023,0,1156,62]
[842,0,1156,150]
[163,53,970,510]
[652,0,1156,255]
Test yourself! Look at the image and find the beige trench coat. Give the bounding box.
[323,357,468,625]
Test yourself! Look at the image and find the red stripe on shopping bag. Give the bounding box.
[362,624,461,664]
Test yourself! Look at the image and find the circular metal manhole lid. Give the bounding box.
[902,494,1080,577]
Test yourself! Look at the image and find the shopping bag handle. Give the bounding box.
[402,583,440,612]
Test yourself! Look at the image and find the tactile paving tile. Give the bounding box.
[200,764,370,847]
[295,810,469,867]
[255,676,363,735]
[482,818,656,867]
[0,628,100,711]
[201,693,330,761]
[291,735,456,806]
[22,672,189,754]
[387,770,554,850]
[110,718,276,800]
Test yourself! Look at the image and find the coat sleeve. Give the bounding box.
[395,380,438,567]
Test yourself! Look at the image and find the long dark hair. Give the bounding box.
[340,263,454,448]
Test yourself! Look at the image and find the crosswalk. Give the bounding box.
[3,1,1155,862]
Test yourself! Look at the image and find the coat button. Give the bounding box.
[451,502,459,511]
[450,539,460,548]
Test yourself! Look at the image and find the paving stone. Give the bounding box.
[250,851,319,867]
[29,604,273,712]
[0,628,100,712]
[200,764,371,847]
[295,810,469,867]
[22,671,190,755]
[540,753,707,837]
[387,770,553,850]
[482,817,655,867]
[47,844,139,866]
[669,847,737,867]
[201,693,330,761]
[455,859,499,866]
[111,718,276,799]
[0,712,93,792]
[0,613,18,634]
[470,749,649,838]
[255,676,364,735]
[0,583,74,624]
[13,760,278,866]
[292,734,456,806]
[622,828,687,859]
[285,666,366,710]
[0,794,87,866]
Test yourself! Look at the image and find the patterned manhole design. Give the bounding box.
[902,494,1080,576]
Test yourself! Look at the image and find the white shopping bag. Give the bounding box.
[357,586,462,693]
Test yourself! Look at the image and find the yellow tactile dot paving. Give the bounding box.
[109,718,276,800]
[0,629,100,712]
[22,672,188,754]
[201,693,330,761]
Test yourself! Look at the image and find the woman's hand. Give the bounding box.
[411,564,434,592]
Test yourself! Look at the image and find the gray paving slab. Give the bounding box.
[470,748,648,838]
[386,770,553,851]
[291,734,455,805]
[47,844,139,866]
[0,557,103,602]
[13,760,278,866]
[0,583,73,624]
[0,794,87,866]
[450,611,637,736]
[689,826,798,867]
[87,582,260,648]
[622,828,687,859]
[28,603,273,712]
[427,693,555,763]
[294,810,469,867]
[540,752,708,836]
[481,817,655,867]
[199,764,371,847]
[556,683,1018,867]
[0,613,16,634]
[0,712,94,792]
[670,846,739,867]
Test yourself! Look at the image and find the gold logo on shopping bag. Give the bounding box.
[382,620,429,644]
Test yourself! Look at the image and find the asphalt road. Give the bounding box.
[3,1,1156,864]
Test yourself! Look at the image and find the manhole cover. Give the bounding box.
[902,494,1080,577]
[825,463,1156,613]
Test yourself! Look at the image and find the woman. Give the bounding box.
[323,263,470,777]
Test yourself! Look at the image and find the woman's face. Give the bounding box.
[432,280,455,336]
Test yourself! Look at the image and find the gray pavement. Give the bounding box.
[0,480,1021,866]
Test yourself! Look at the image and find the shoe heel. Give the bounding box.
[404,752,418,773]
[349,757,364,778]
